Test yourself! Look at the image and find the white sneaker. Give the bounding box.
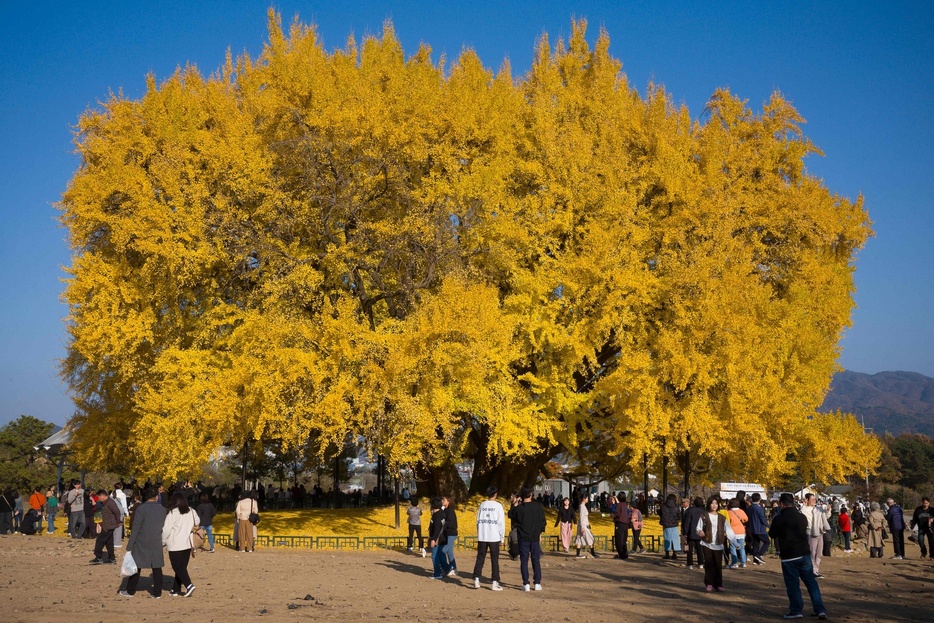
[522,584,531,592]
[534,583,542,591]
[447,569,457,577]
[491,581,503,591]
[420,548,427,558]
[474,578,480,589]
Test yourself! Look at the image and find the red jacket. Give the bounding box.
[838,512,851,532]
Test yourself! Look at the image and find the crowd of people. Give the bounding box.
[2,477,931,616]
[416,486,933,620]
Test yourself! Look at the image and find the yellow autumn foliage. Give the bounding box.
[59,12,877,487]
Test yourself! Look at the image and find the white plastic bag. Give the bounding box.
[120,551,138,577]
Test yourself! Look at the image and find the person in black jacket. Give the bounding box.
[508,485,546,591]
[768,493,826,620]
[196,493,217,553]
[428,497,450,579]
[682,497,706,569]
[659,494,681,560]
[441,495,459,576]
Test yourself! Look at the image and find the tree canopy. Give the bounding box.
[59,13,879,490]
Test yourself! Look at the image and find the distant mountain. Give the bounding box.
[819,370,934,438]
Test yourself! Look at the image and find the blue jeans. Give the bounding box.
[204,525,215,550]
[781,555,826,616]
[432,541,451,578]
[47,510,57,533]
[729,537,747,565]
[518,540,542,586]
[442,536,457,571]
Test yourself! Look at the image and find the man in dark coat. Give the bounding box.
[508,485,546,591]
[120,486,167,598]
[682,497,706,569]
[886,498,906,559]
[769,493,826,620]
[611,492,631,560]
[90,490,122,564]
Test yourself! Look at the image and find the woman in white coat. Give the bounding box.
[575,493,600,559]
[163,492,200,597]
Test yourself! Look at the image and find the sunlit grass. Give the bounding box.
[212,501,663,540]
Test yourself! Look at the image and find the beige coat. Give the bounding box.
[868,509,887,548]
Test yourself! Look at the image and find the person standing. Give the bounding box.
[473,486,505,591]
[0,488,14,534]
[196,493,217,553]
[768,492,827,620]
[867,502,887,558]
[441,495,459,577]
[630,504,646,554]
[726,499,748,568]
[112,482,128,548]
[683,497,706,570]
[574,492,600,559]
[911,497,933,559]
[612,492,631,560]
[28,486,46,531]
[406,498,426,556]
[659,493,681,560]
[45,487,58,534]
[65,480,85,539]
[162,492,200,597]
[554,497,575,553]
[508,485,546,591]
[89,490,121,565]
[747,493,770,565]
[234,492,256,553]
[695,496,735,592]
[120,486,168,598]
[886,498,906,559]
[802,493,829,578]
[838,507,853,553]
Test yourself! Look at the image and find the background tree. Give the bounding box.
[0,416,58,490]
[59,13,878,490]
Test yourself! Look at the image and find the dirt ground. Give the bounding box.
[0,533,930,623]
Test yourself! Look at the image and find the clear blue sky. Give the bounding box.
[1,2,932,428]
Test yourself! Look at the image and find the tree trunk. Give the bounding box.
[413,460,468,501]
[469,448,553,497]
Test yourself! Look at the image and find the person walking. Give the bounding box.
[120,486,168,598]
[406,497,426,557]
[508,485,546,591]
[428,497,450,579]
[89,490,121,565]
[659,493,681,560]
[162,492,200,597]
[886,498,906,559]
[65,480,85,539]
[911,497,933,559]
[574,492,599,559]
[769,492,827,620]
[196,492,217,553]
[611,492,631,560]
[441,495,459,576]
[554,497,575,553]
[473,486,506,591]
[695,496,735,592]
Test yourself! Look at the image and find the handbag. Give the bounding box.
[191,525,207,551]
[120,551,138,577]
[248,500,260,525]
